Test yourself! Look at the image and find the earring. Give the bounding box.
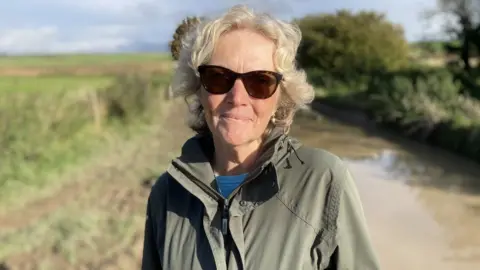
[271,115,277,125]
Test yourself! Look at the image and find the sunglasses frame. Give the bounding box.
[197,64,283,99]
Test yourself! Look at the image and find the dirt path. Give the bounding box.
[352,159,480,270]
[0,99,193,270]
[0,63,172,77]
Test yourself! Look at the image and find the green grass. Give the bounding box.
[0,53,174,267]
[0,120,127,211]
[0,53,171,68]
[0,75,114,92]
[0,72,172,212]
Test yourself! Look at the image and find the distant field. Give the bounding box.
[0,53,170,68]
[0,53,173,77]
[0,75,114,92]
[0,53,173,92]
[0,52,174,212]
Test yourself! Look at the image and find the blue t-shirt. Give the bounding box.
[215,173,248,198]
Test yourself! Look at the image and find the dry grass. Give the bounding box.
[0,95,192,269]
[0,53,182,269]
[0,205,141,264]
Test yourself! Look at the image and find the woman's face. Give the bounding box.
[198,28,280,147]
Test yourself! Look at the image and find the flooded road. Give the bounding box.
[290,110,480,270]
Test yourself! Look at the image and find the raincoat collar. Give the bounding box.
[166,127,303,208]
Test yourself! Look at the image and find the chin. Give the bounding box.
[216,128,255,147]
[220,132,251,146]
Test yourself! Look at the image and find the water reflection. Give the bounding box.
[350,150,480,265]
[290,112,403,160]
[292,111,480,195]
[352,150,480,194]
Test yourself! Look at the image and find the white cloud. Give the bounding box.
[41,0,174,18]
[0,25,133,54]
[38,0,302,22]
[0,27,57,50]
[78,25,135,38]
[35,0,141,14]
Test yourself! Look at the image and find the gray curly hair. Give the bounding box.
[170,4,315,135]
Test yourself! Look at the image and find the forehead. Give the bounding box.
[208,28,276,72]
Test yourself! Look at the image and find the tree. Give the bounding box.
[424,0,480,71]
[295,10,410,79]
[169,16,203,61]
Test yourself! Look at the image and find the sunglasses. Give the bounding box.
[197,65,283,99]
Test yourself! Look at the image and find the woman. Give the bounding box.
[142,5,380,270]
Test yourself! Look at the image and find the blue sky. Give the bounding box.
[0,0,443,54]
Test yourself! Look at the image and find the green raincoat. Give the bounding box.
[141,130,380,269]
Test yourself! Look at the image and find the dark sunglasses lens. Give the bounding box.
[243,72,278,99]
[199,67,233,94]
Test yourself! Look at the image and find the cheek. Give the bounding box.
[199,90,224,117]
[252,98,278,124]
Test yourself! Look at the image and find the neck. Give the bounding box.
[213,138,262,176]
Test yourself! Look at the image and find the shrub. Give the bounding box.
[453,70,480,99]
[98,74,162,121]
[306,68,370,95]
[0,89,97,186]
[169,16,203,61]
[295,10,410,79]
[366,68,461,136]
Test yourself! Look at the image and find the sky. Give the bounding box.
[0,0,444,55]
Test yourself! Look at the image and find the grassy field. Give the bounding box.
[0,75,113,92]
[0,102,190,268]
[0,99,190,269]
[0,52,187,269]
[0,53,173,78]
[0,52,173,211]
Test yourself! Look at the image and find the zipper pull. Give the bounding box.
[221,199,229,236]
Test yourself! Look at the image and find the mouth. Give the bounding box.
[219,113,251,121]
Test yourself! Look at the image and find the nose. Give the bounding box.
[226,78,249,105]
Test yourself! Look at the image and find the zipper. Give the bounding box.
[221,198,229,236]
[221,198,233,267]
[172,141,292,236]
[168,135,294,268]
[171,160,222,200]
[171,161,232,237]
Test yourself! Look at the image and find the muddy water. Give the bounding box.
[290,111,480,270]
